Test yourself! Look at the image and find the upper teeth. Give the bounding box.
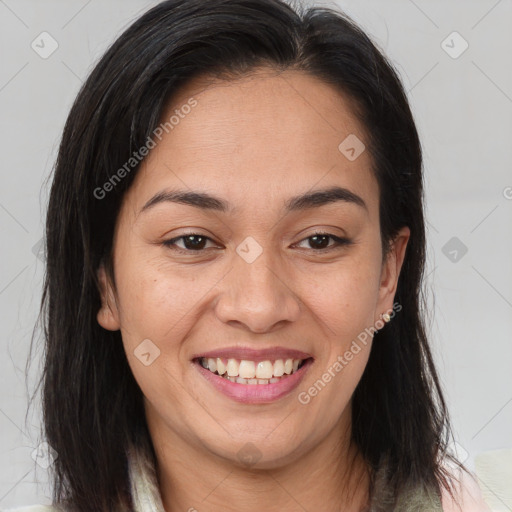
[200,357,303,378]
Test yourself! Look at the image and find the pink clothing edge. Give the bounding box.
[441,464,492,512]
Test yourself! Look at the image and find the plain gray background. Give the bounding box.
[1,0,511,508]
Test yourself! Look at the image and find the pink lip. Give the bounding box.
[194,357,314,404]
[192,346,313,363]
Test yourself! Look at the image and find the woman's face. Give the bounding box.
[97,68,409,469]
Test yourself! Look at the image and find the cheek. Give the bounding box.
[294,262,380,434]
[302,256,382,345]
[113,260,201,414]
[117,276,186,344]
[113,251,226,351]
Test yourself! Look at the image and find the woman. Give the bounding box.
[12,0,490,510]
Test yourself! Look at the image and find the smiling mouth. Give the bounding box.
[195,357,310,385]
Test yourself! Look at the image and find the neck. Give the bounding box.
[146,403,370,512]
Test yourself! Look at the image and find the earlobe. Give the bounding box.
[96,264,121,331]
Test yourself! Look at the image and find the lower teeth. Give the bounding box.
[221,375,283,385]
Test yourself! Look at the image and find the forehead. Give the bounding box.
[125,67,378,218]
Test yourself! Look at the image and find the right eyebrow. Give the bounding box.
[140,189,230,214]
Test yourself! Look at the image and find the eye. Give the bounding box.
[162,231,352,255]
[294,232,352,252]
[162,233,219,253]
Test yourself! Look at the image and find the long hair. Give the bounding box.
[30,0,462,509]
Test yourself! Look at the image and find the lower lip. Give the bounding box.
[194,358,313,404]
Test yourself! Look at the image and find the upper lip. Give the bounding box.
[192,346,313,362]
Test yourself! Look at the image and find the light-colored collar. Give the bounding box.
[127,443,166,512]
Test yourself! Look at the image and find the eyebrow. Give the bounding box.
[140,185,367,214]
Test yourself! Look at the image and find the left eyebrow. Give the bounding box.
[284,186,368,212]
[139,185,368,215]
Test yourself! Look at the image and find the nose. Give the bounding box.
[213,243,301,334]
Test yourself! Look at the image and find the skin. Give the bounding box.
[97,67,410,512]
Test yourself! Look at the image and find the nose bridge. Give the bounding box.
[214,235,300,332]
[236,240,281,302]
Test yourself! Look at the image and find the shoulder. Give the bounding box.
[2,506,58,512]
[440,463,492,512]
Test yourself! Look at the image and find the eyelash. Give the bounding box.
[162,231,352,255]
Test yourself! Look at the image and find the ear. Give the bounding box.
[96,263,121,331]
[375,226,410,322]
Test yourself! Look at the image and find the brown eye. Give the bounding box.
[296,232,352,251]
[308,234,331,250]
[163,234,216,252]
